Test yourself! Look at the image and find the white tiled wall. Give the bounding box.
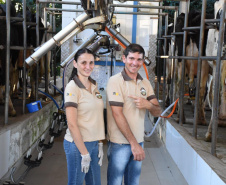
[0,130,10,179]
[165,121,225,185]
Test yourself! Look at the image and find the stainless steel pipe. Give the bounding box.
[110,4,178,10]
[60,33,97,68]
[26,12,89,66]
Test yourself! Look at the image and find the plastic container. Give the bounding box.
[26,101,42,113]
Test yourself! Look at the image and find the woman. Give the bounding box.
[64,48,105,185]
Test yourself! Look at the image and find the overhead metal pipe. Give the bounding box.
[38,0,81,5]
[114,11,168,16]
[106,26,130,47]
[182,25,215,31]
[45,8,84,12]
[113,0,163,2]
[106,26,151,66]
[0,16,24,21]
[205,19,220,23]
[113,0,186,1]
[25,12,89,66]
[168,56,226,60]
[60,33,97,67]
[4,0,10,124]
[87,36,110,53]
[109,4,178,10]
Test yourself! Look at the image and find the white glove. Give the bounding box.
[98,143,104,166]
[81,153,91,173]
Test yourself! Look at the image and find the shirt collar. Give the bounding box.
[121,68,143,81]
[73,75,96,89]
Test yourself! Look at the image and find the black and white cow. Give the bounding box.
[174,10,213,125]
[0,4,20,116]
[0,4,44,116]
[205,0,226,141]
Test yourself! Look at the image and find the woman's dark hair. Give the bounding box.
[69,48,94,80]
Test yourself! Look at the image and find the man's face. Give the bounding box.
[122,52,144,75]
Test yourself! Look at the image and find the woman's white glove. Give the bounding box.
[81,153,91,173]
[98,143,104,166]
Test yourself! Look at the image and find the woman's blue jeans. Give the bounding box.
[107,142,143,185]
[63,140,101,185]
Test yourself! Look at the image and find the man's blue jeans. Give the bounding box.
[63,140,101,185]
[107,141,144,185]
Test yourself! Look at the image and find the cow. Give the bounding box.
[165,23,176,107]
[0,4,20,116]
[205,0,226,141]
[0,4,44,116]
[174,10,213,125]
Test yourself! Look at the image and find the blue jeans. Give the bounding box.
[63,140,101,185]
[107,142,144,185]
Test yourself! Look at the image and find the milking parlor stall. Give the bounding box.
[0,0,226,184]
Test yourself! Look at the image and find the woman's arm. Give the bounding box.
[66,107,88,155]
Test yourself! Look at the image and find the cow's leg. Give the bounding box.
[165,57,171,107]
[0,85,4,104]
[197,61,209,125]
[175,62,186,123]
[0,85,16,116]
[205,118,213,142]
[10,63,19,98]
[219,61,226,126]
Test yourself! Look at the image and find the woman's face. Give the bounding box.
[73,53,95,78]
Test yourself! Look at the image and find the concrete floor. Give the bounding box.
[19,129,187,185]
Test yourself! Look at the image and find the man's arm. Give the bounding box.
[128,95,162,117]
[111,106,145,161]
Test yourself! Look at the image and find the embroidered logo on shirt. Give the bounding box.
[66,93,75,96]
[140,87,146,96]
[113,92,121,96]
[95,92,102,99]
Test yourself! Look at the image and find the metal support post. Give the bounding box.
[156,1,163,99]
[193,0,207,138]
[44,8,48,94]
[35,1,40,101]
[211,2,226,156]
[162,14,168,108]
[179,0,190,126]
[170,11,178,104]
[4,0,10,124]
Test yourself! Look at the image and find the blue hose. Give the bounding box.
[49,83,63,95]
[38,89,60,109]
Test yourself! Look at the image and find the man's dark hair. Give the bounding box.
[123,44,145,58]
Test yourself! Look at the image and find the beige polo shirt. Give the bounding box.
[106,69,156,144]
[64,76,105,142]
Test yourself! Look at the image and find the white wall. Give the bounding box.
[0,131,10,179]
[165,121,225,185]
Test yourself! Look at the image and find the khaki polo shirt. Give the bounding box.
[106,69,156,144]
[64,76,105,142]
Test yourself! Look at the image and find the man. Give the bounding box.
[106,44,162,185]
